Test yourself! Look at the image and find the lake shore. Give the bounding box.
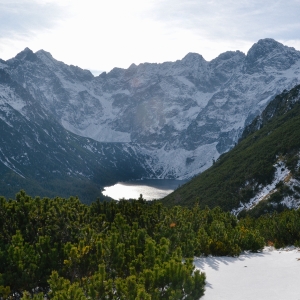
[103,179,188,200]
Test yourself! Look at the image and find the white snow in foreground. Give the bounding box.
[194,247,300,300]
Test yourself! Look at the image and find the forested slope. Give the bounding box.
[163,84,300,213]
[0,191,267,299]
[2,191,300,299]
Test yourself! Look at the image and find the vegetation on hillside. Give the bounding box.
[1,191,300,299]
[0,191,269,299]
[0,167,112,205]
[2,85,300,299]
[163,85,300,212]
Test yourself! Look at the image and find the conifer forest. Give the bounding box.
[1,191,300,299]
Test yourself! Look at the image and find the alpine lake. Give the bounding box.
[103,179,188,201]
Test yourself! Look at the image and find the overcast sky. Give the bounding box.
[1,0,300,75]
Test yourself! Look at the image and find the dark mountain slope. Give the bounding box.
[241,85,300,139]
[2,39,300,201]
[3,39,300,179]
[0,69,154,202]
[162,84,300,213]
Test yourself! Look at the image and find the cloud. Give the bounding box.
[150,0,300,42]
[1,0,300,71]
[0,0,69,39]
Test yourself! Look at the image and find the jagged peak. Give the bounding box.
[209,51,245,67]
[182,52,205,62]
[15,47,37,62]
[214,50,245,61]
[253,38,282,48]
[244,38,300,72]
[69,64,94,80]
[98,71,107,78]
[107,67,126,78]
[129,63,137,69]
[23,47,32,52]
[35,49,54,60]
[246,38,292,61]
[240,84,300,141]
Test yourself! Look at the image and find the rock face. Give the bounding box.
[2,38,300,180]
[0,68,155,201]
[241,84,300,140]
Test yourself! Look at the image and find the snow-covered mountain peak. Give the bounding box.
[69,65,94,81]
[106,67,127,79]
[36,49,53,59]
[12,47,38,63]
[247,38,284,57]
[182,52,206,63]
[178,53,207,72]
[129,63,137,69]
[35,49,64,70]
[211,50,245,67]
[214,50,245,61]
[34,49,94,82]
[15,47,34,57]
[3,38,300,180]
[246,38,300,71]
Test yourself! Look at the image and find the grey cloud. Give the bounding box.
[0,1,67,39]
[151,0,300,41]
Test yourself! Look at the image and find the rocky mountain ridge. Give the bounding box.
[163,83,300,214]
[0,68,154,201]
[241,84,300,140]
[1,38,300,193]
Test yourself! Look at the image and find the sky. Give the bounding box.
[1,0,300,75]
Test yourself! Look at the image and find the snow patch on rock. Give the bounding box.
[232,160,290,215]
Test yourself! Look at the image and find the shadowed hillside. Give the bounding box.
[162,84,300,214]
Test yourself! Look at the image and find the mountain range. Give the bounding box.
[164,83,300,216]
[1,38,300,202]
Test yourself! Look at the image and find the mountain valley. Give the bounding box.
[164,84,300,215]
[1,38,300,203]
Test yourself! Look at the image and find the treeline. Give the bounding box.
[0,191,299,299]
[0,168,111,206]
[240,209,300,248]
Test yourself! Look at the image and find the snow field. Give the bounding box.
[195,247,300,300]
